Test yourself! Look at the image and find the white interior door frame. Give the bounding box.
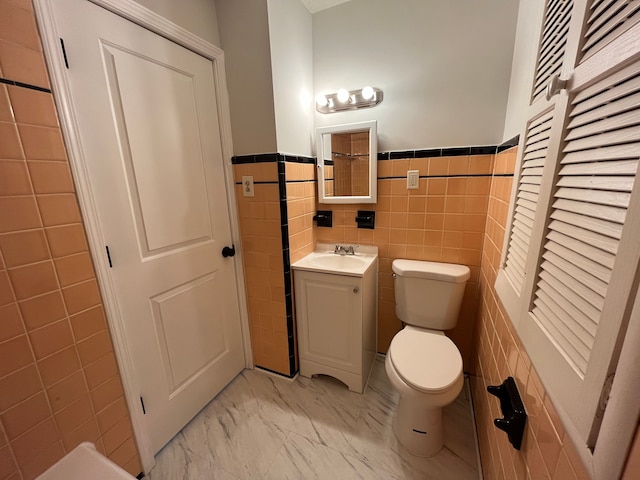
[33,0,253,472]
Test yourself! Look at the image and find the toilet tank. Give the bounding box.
[393,259,470,330]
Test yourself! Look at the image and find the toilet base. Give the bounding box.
[392,397,443,457]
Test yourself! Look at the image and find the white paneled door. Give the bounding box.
[49,0,245,454]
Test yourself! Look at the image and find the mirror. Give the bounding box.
[317,121,377,204]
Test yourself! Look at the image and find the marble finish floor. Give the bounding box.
[148,356,480,480]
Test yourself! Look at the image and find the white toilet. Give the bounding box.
[385,259,470,457]
[36,442,136,479]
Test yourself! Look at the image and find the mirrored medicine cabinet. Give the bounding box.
[316,121,377,204]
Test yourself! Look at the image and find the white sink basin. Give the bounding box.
[308,254,369,270]
[292,244,378,276]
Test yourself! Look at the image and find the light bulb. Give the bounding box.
[337,88,350,103]
[315,94,328,107]
[361,86,374,100]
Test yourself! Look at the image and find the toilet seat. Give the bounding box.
[389,328,462,394]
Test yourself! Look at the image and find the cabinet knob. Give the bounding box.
[353,287,359,294]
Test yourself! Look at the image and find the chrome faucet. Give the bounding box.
[334,244,358,255]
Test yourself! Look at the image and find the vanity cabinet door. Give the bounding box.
[295,271,362,374]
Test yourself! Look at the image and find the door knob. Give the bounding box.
[222,245,236,258]
[545,74,568,101]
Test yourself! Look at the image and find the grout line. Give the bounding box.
[466,375,485,480]
[262,430,292,478]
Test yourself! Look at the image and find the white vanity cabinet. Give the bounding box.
[292,246,378,393]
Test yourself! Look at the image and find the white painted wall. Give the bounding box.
[267,0,315,157]
[133,0,220,46]
[215,0,278,155]
[313,0,519,152]
[502,0,545,141]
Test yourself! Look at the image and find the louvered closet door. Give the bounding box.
[496,0,575,317]
[503,108,554,293]
[520,10,640,442]
[582,0,640,60]
[532,0,574,101]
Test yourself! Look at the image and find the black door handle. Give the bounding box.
[222,245,236,258]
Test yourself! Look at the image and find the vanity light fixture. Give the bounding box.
[315,86,383,113]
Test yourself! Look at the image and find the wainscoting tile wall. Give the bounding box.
[233,161,291,376]
[471,146,592,480]
[0,1,141,478]
[234,149,505,373]
[285,161,315,264]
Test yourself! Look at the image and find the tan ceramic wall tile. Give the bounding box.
[0,41,49,89]
[0,364,41,411]
[21,442,66,480]
[83,352,118,390]
[0,160,32,196]
[0,3,41,51]
[0,229,49,268]
[77,331,113,366]
[102,416,133,455]
[123,455,143,477]
[54,395,93,436]
[18,124,66,161]
[18,290,66,330]
[96,397,128,434]
[46,370,87,413]
[552,451,579,480]
[28,319,74,360]
[7,260,58,300]
[62,279,101,314]
[9,416,59,464]
[0,270,15,306]
[36,194,82,227]
[0,196,41,233]
[469,155,493,175]
[428,157,449,176]
[0,444,18,478]
[69,305,106,341]
[0,121,23,159]
[27,161,74,194]
[7,87,58,127]
[37,346,80,386]
[89,376,123,413]
[45,224,88,258]
[0,335,34,377]
[0,303,24,342]
[1,391,51,439]
[108,436,137,470]
[53,252,94,287]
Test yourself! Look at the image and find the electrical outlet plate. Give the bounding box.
[242,176,254,197]
[407,170,419,190]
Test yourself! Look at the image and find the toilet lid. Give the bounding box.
[389,329,463,393]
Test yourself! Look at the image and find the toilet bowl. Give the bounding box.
[36,442,136,480]
[385,326,464,456]
[386,259,469,457]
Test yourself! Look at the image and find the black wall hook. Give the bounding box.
[487,377,527,450]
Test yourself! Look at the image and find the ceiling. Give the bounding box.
[299,0,353,14]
